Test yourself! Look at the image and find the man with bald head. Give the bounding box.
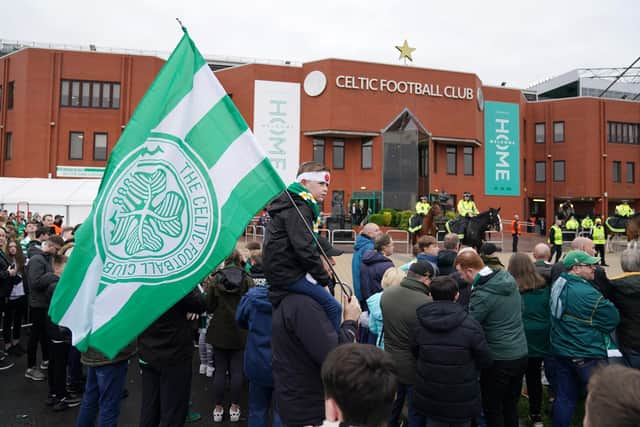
[532,243,553,286]
[352,223,382,307]
[550,237,612,297]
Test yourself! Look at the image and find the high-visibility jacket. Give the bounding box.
[548,225,563,245]
[615,204,634,217]
[457,200,478,217]
[415,201,431,215]
[581,217,593,230]
[565,218,579,231]
[511,220,521,236]
[592,225,606,245]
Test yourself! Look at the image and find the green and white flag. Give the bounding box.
[49,30,285,358]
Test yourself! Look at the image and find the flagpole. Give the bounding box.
[283,190,353,301]
[175,17,186,32]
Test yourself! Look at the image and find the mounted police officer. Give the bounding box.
[455,192,478,234]
[615,200,634,218]
[409,195,432,233]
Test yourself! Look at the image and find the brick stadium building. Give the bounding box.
[1,42,638,225]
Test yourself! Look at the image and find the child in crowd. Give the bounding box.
[236,254,281,427]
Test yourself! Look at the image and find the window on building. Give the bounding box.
[616,123,623,143]
[361,137,373,169]
[332,139,344,169]
[553,160,565,182]
[446,146,457,175]
[94,133,108,161]
[312,138,325,165]
[60,80,121,109]
[535,161,546,182]
[627,162,635,184]
[535,123,545,143]
[553,121,564,143]
[7,81,14,109]
[463,146,474,176]
[612,161,621,183]
[4,132,12,160]
[69,132,84,160]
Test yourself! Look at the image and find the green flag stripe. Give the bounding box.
[185,96,249,168]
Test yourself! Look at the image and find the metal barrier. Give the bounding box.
[387,229,411,253]
[485,230,504,248]
[254,225,265,241]
[318,228,331,240]
[331,229,356,245]
[244,225,256,242]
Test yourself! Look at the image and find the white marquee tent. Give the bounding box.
[0,178,101,226]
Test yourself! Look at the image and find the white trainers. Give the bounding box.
[213,407,224,423]
[199,364,206,375]
[229,406,241,423]
[206,366,215,377]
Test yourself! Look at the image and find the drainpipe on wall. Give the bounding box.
[0,58,9,176]
[600,100,608,219]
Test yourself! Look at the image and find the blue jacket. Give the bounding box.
[235,285,274,386]
[366,291,385,348]
[352,234,374,301]
[360,250,394,302]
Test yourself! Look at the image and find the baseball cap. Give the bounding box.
[563,250,600,269]
[480,242,499,256]
[318,236,343,257]
[409,261,435,278]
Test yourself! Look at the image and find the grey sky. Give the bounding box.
[4,0,639,88]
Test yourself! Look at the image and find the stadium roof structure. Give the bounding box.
[528,66,640,101]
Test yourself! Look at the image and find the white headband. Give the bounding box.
[296,171,330,184]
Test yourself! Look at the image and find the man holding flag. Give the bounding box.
[48,27,286,426]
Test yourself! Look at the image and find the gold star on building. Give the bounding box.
[395,40,416,62]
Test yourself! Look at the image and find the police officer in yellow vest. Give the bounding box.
[565,216,579,232]
[581,215,594,234]
[548,218,563,263]
[615,200,635,217]
[409,195,432,232]
[457,192,479,217]
[592,218,607,266]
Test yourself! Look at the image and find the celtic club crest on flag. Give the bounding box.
[49,29,285,358]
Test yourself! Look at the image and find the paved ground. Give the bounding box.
[0,233,628,426]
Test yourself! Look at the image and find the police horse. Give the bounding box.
[446,208,502,251]
[606,213,640,252]
[409,203,442,246]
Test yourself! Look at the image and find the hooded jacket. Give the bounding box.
[380,276,432,384]
[206,265,251,350]
[235,284,275,386]
[359,250,393,301]
[411,301,491,423]
[352,233,375,302]
[26,251,57,308]
[469,269,528,361]
[437,249,457,276]
[263,191,331,289]
[550,272,619,358]
[609,272,640,351]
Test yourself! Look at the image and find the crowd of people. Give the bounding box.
[2,165,640,427]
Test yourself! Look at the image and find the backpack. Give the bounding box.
[215,266,248,291]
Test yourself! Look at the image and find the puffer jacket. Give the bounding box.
[411,301,491,423]
[206,265,251,350]
[352,233,375,302]
[359,250,393,301]
[609,272,640,351]
[236,284,274,386]
[263,191,331,290]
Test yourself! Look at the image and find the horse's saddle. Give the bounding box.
[445,218,467,235]
[606,216,628,233]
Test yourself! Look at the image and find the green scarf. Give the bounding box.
[287,182,321,234]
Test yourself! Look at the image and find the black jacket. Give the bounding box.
[0,250,21,298]
[138,288,206,367]
[263,191,331,289]
[437,250,457,276]
[271,290,357,427]
[46,278,72,342]
[609,273,640,351]
[410,301,491,423]
[450,270,472,310]
[26,251,57,308]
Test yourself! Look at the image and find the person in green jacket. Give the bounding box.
[456,250,528,427]
[549,250,620,427]
[508,253,551,427]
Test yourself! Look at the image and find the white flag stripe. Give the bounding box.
[152,65,226,139]
[91,282,142,332]
[209,129,268,207]
[59,256,103,345]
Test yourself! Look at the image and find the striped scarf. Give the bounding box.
[287,182,321,234]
